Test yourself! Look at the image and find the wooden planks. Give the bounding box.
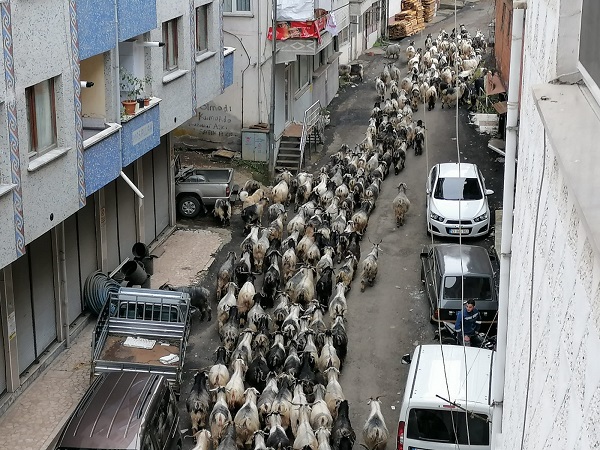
[388,0,436,39]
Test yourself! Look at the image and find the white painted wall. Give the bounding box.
[496,0,600,448]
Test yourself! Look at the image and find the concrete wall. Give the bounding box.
[497,0,600,447]
[12,0,81,245]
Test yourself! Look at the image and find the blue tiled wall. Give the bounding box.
[224,52,234,90]
[77,0,117,60]
[84,131,122,196]
[117,0,157,42]
[121,105,160,167]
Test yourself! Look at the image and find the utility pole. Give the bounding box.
[269,0,277,178]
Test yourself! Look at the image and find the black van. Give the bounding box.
[55,372,182,450]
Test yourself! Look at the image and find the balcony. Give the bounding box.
[120,99,161,167]
[270,9,333,61]
[117,0,158,42]
[76,0,117,59]
[83,124,122,196]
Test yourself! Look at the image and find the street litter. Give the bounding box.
[123,337,156,349]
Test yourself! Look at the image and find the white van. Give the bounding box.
[397,345,494,450]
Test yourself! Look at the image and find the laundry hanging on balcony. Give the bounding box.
[267,13,329,41]
[277,0,315,21]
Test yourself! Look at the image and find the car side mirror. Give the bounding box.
[401,354,412,365]
[485,189,494,195]
[426,188,431,195]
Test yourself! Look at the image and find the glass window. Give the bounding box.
[163,18,179,71]
[579,0,600,93]
[407,408,490,445]
[434,177,483,200]
[196,5,209,53]
[297,55,310,91]
[339,27,349,44]
[26,78,57,156]
[443,276,492,301]
[224,0,251,13]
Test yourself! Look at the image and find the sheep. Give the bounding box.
[362,397,389,450]
[426,85,438,110]
[405,41,416,60]
[271,179,289,206]
[441,83,467,109]
[187,371,211,436]
[213,198,232,226]
[385,43,401,59]
[375,77,386,101]
[360,241,382,292]
[159,283,211,321]
[392,183,410,227]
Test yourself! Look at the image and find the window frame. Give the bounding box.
[223,0,252,15]
[578,0,600,104]
[196,5,209,54]
[162,18,179,72]
[296,55,311,92]
[26,78,57,158]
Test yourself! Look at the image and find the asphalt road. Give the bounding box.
[178,2,501,448]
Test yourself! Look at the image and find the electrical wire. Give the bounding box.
[519,129,546,449]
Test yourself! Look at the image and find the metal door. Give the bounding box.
[153,140,169,237]
[0,315,6,393]
[77,195,98,315]
[29,232,57,353]
[285,65,291,125]
[104,182,120,270]
[12,254,35,373]
[64,215,83,324]
[142,151,157,244]
[116,165,137,262]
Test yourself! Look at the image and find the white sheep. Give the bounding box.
[392,183,410,227]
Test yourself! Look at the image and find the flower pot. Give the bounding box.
[137,98,145,109]
[143,98,150,107]
[122,100,137,115]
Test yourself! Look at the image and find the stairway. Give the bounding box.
[275,135,302,174]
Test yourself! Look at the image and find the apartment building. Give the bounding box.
[173,0,382,169]
[493,0,600,446]
[0,0,232,414]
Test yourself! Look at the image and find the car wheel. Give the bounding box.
[178,196,202,218]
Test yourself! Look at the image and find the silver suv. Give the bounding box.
[420,243,498,326]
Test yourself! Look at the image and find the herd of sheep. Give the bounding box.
[181,23,489,450]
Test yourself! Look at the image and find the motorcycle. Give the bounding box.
[433,321,496,350]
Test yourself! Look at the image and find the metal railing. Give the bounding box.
[299,100,323,171]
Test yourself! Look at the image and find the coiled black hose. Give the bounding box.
[83,271,121,315]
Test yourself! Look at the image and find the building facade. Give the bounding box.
[174,0,383,156]
[493,0,512,88]
[0,0,232,414]
[495,0,600,447]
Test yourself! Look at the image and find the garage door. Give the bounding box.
[77,196,98,319]
[142,152,157,245]
[64,215,83,324]
[104,182,120,271]
[116,165,137,262]
[0,318,6,394]
[12,254,35,373]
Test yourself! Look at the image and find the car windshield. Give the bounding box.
[443,276,492,300]
[407,408,489,445]
[434,176,483,200]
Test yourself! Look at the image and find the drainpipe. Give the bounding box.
[269,0,277,177]
[491,1,526,447]
[113,0,121,123]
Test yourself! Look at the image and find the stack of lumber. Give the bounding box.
[422,0,436,22]
[388,0,426,38]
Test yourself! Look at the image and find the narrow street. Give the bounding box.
[179,2,502,448]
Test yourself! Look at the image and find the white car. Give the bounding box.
[426,163,494,238]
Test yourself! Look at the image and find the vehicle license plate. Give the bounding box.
[449,228,469,235]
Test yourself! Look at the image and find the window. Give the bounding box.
[163,18,179,71]
[339,27,349,44]
[579,1,600,103]
[313,53,321,72]
[443,276,492,301]
[196,5,209,53]
[407,408,490,445]
[297,55,311,91]
[223,0,251,14]
[434,177,483,201]
[26,78,57,156]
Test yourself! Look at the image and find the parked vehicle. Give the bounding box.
[398,345,494,450]
[91,287,191,396]
[421,243,498,326]
[426,162,494,237]
[55,372,182,450]
[175,157,236,218]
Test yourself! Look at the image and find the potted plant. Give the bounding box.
[120,68,148,115]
